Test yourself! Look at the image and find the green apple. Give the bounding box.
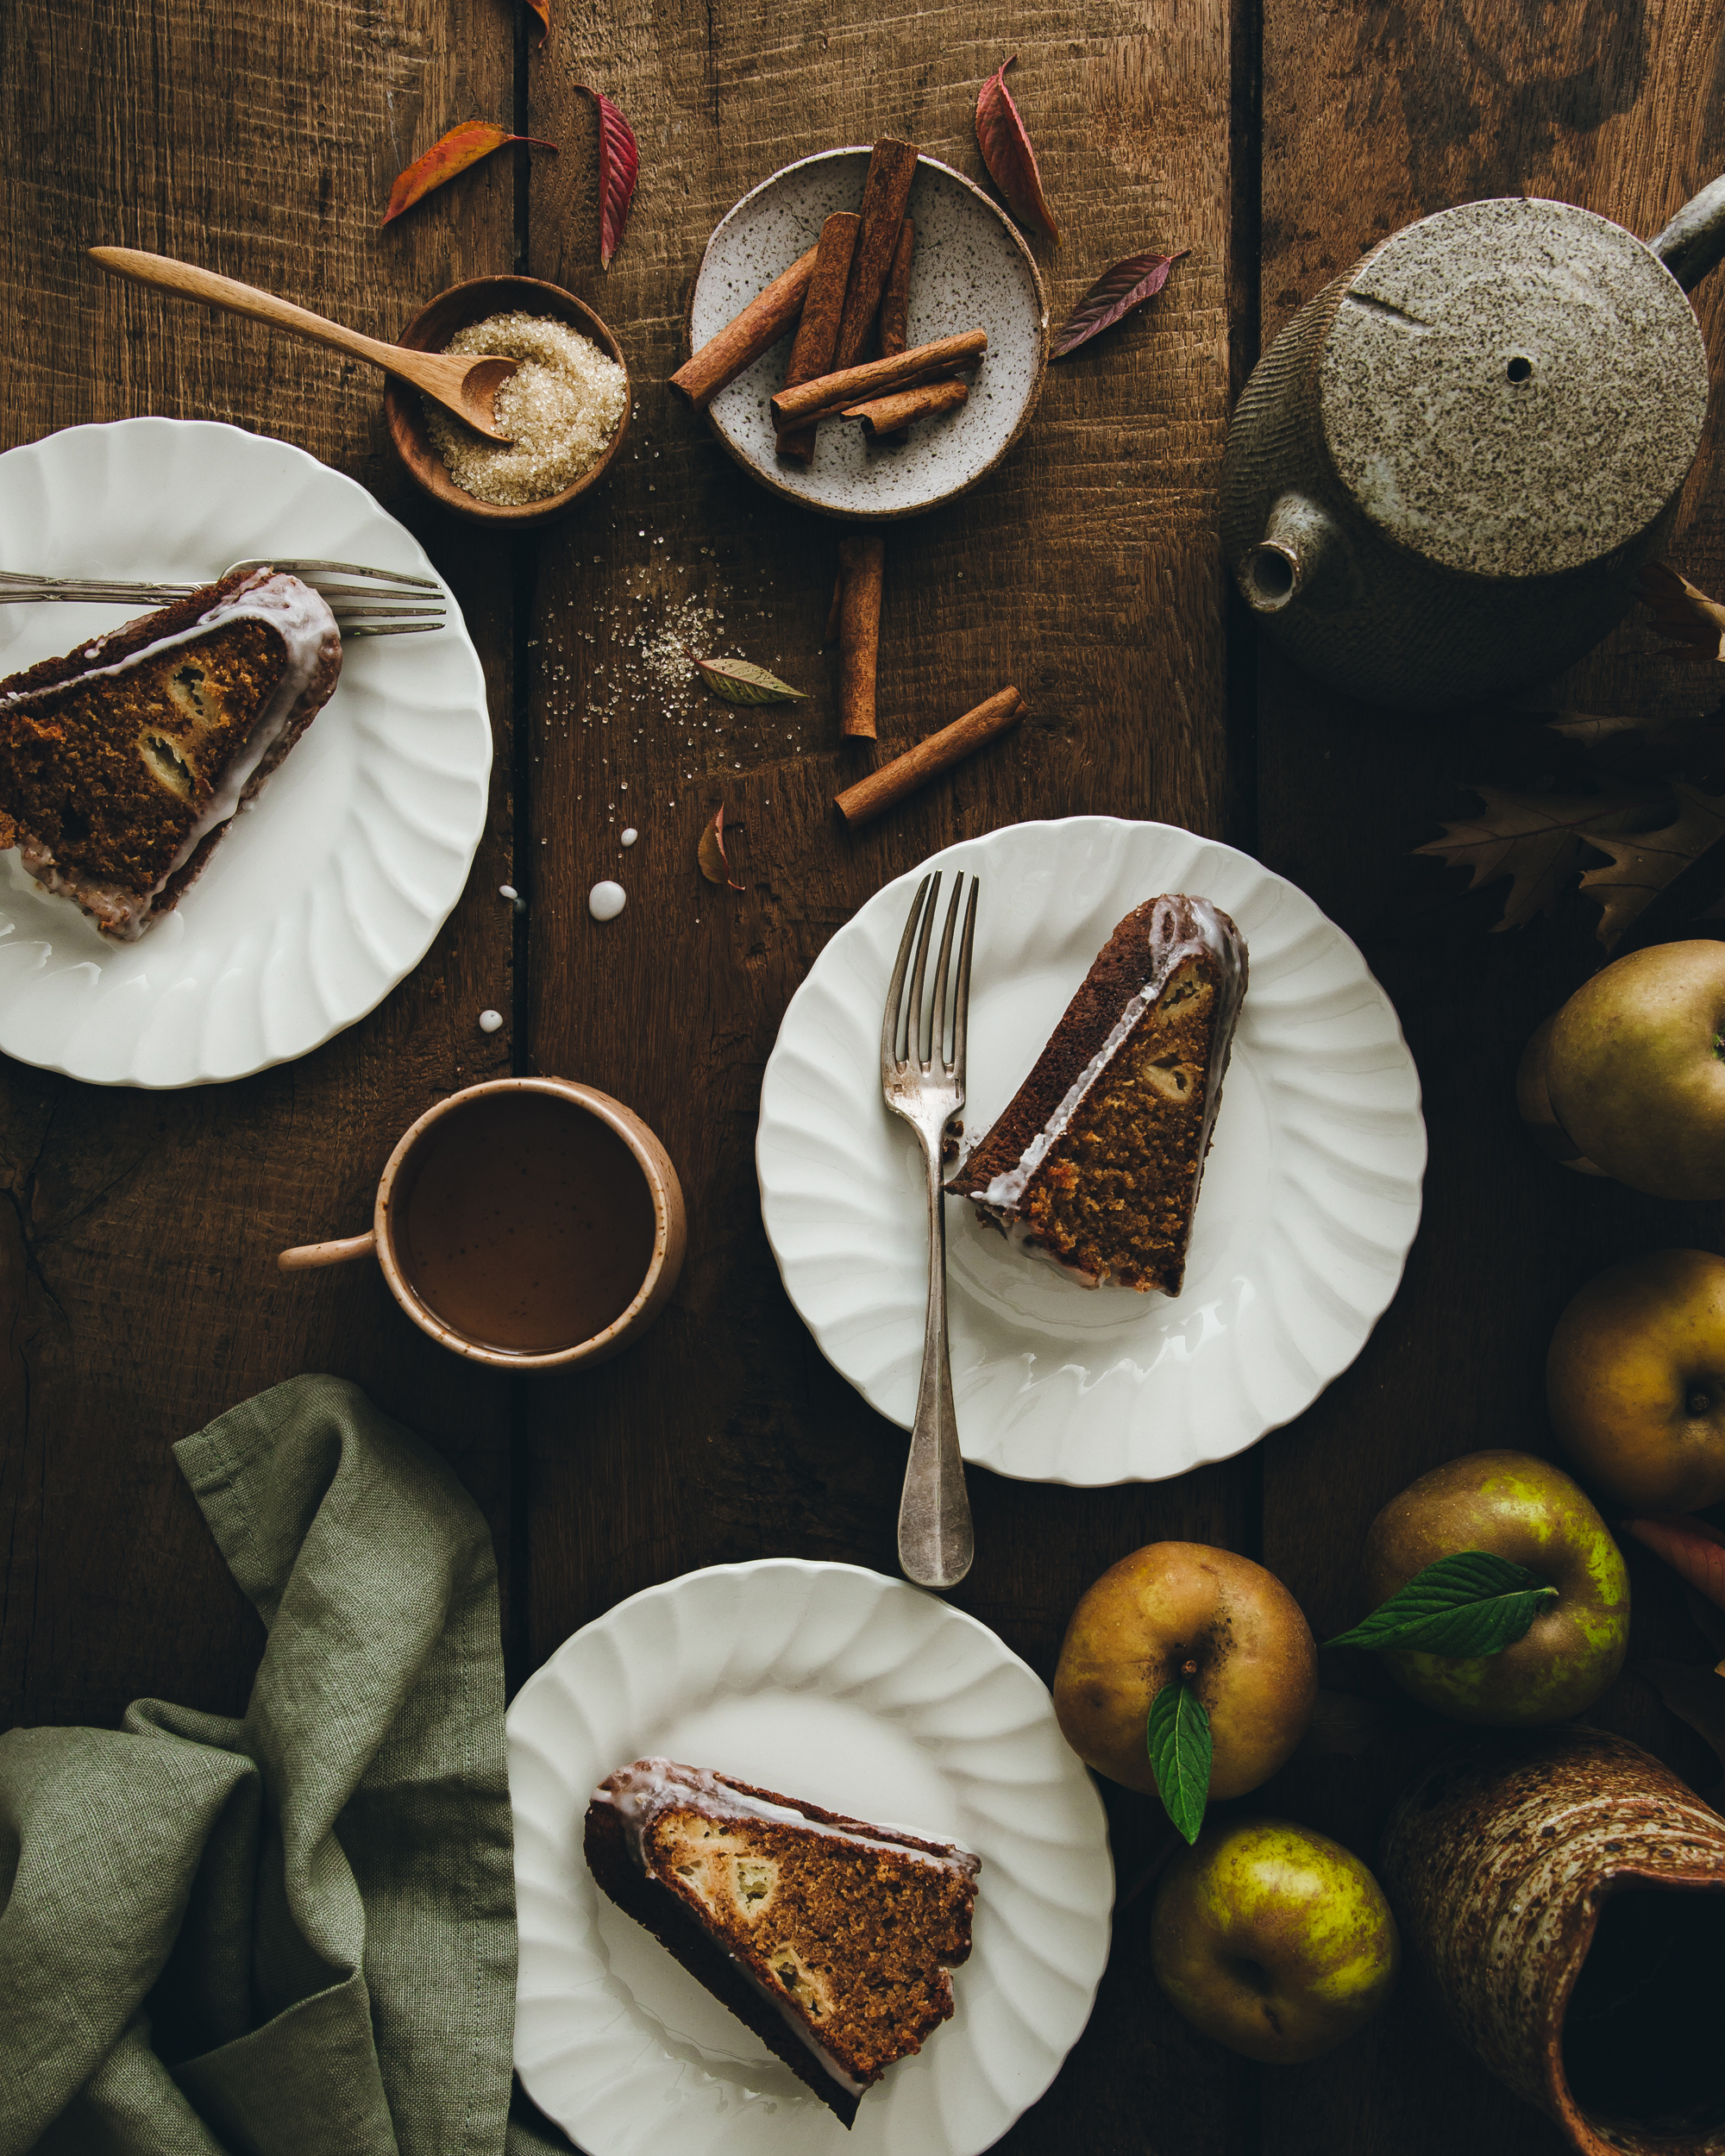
[1052,1543,1317,1798]
[1150,1818,1399,2062]
[1540,941,1725,1199]
[1548,1249,1725,1512]
[1358,1450,1629,1724]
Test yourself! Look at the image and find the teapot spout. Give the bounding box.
[1240,492,1344,614]
[1652,172,1725,294]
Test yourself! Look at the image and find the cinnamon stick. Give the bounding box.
[670,243,820,410]
[875,220,916,438]
[771,329,987,431]
[778,212,860,465]
[837,534,886,739]
[833,140,919,369]
[844,378,968,436]
[834,687,1023,826]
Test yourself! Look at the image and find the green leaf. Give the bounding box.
[1326,1550,1559,1657]
[693,656,808,705]
[1145,1678,1211,1845]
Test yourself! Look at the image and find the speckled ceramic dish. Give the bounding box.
[687,148,1048,521]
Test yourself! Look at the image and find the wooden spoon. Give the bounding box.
[88,248,518,442]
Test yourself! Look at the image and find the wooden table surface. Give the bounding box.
[3,0,1723,2148]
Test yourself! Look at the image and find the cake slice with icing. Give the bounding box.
[950,893,1248,1293]
[584,1758,980,2126]
[0,566,341,939]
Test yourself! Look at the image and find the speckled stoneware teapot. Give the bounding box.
[1220,177,1725,710]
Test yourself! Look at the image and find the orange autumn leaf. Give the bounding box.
[1634,561,1725,660]
[382,122,558,227]
[1623,1514,1725,1612]
[524,0,549,46]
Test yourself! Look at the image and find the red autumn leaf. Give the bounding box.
[524,0,549,46]
[1623,1514,1725,1611]
[1051,248,1189,360]
[696,805,744,892]
[975,56,1059,243]
[578,87,640,269]
[382,122,558,227]
[1634,561,1725,660]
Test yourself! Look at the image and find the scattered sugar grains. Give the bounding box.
[426,313,626,506]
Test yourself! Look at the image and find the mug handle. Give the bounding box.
[277,1230,378,1273]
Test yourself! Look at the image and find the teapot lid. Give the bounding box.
[1319,197,1709,580]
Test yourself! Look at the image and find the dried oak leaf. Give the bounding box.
[1051,249,1188,360]
[697,805,744,891]
[1635,561,1725,660]
[577,87,639,268]
[975,56,1059,243]
[382,123,558,227]
[1578,780,1725,950]
[1414,785,1661,931]
[693,655,807,705]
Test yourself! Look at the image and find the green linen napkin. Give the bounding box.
[0,1373,538,2156]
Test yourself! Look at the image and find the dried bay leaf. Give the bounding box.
[578,87,639,268]
[1578,780,1725,950]
[1635,561,1725,661]
[1414,784,1664,931]
[697,805,744,891]
[693,656,807,705]
[975,56,1059,243]
[382,123,558,227]
[1051,248,1188,360]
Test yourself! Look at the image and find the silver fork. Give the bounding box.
[0,556,446,637]
[881,869,979,1591]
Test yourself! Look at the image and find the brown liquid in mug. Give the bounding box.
[394,1093,658,1353]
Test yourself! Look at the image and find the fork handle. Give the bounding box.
[897,1141,975,1590]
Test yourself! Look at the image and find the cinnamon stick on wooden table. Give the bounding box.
[777,212,860,464]
[669,243,820,410]
[835,687,1023,825]
[772,329,987,435]
[832,141,919,368]
[845,378,967,437]
[837,534,886,738]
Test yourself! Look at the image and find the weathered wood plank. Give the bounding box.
[0,0,518,1725]
[1255,5,1725,2151]
[524,2,1253,2146]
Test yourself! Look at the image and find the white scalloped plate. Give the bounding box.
[756,818,1426,1486]
[0,419,490,1087]
[509,1559,1112,2156]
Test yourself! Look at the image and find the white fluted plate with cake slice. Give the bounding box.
[0,418,490,1087]
[508,1558,1112,2156]
[756,817,1427,1486]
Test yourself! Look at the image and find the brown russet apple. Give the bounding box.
[1151,1818,1399,2062]
[1548,1249,1725,1512]
[1052,1543,1317,1797]
[1358,1451,1629,1724]
[1540,941,1725,1199]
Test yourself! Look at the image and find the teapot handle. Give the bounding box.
[1652,172,1725,294]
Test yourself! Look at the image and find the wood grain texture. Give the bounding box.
[1255,4,1725,2153]
[0,0,518,1725]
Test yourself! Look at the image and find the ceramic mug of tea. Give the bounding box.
[277,1077,687,1369]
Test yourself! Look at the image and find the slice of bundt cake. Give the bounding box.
[949,893,1248,1293]
[0,566,341,939]
[585,1758,980,2126]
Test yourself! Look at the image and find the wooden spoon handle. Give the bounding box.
[89,247,405,375]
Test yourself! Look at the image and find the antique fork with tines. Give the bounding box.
[881,868,979,1591]
[0,557,446,636]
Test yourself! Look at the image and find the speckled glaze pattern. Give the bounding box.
[1220,196,1713,709]
[1381,1727,1725,2156]
[687,149,1048,522]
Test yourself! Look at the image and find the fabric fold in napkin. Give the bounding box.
[0,1373,541,2156]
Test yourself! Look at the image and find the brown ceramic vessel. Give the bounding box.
[384,274,631,527]
[276,1077,686,1370]
[1381,1727,1725,2155]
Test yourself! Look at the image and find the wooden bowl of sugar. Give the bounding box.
[385,274,632,528]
